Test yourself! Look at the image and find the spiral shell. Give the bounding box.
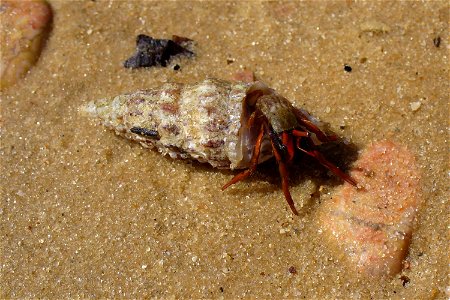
[83,78,274,169]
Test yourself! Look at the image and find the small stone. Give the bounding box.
[226,57,235,64]
[400,275,410,287]
[433,36,441,48]
[410,101,421,112]
[360,20,391,34]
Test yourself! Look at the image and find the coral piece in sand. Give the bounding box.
[0,0,52,90]
[319,141,422,277]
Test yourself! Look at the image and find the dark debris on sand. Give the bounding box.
[123,34,194,69]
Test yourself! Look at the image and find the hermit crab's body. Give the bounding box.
[84,78,356,214]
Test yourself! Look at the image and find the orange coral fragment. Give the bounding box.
[319,141,422,277]
[0,0,52,90]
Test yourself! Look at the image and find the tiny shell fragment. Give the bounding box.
[410,101,421,112]
[0,0,52,90]
[360,20,390,34]
[319,141,422,277]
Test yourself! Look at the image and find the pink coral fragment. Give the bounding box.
[319,141,422,277]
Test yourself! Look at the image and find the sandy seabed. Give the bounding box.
[1,1,448,298]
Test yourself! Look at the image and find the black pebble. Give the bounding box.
[344,64,352,72]
[124,34,194,69]
[433,36,441,48]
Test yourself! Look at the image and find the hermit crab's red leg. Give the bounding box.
[291,129,309,138]
[222,124,265,190]
[247,110,258,128]
[292,108,335,142]
[296,140,357,186]
[270,137,299,215]
[281,132,295,163]
[267,126,299,215]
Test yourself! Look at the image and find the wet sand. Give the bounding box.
[1,1,448,298]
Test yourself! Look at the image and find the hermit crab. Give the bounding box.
[83,78,356,215]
